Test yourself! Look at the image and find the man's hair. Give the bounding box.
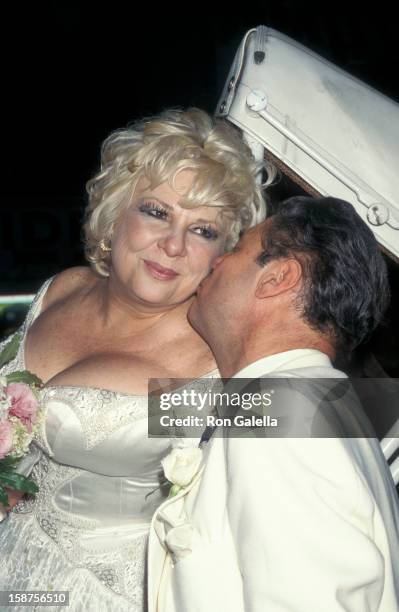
[257,196,390,354]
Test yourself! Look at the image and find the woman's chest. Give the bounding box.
[35,385,170,476]
[24,311,215,395]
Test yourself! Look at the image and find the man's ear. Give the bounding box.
[255,258,303,299]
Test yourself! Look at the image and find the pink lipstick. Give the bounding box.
[143,260,179,280]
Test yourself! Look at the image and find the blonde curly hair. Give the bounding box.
[84,107,274,276]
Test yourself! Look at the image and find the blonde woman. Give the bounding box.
[0,108,273,611]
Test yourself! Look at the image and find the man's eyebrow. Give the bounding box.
[139,195,220,225]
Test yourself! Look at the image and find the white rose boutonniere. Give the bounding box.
[161,446,203,498]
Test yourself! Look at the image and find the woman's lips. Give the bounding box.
[143,260,179,280]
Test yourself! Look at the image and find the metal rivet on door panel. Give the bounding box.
[367,204,390,226]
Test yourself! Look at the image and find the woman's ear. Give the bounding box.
[255,258,303,299]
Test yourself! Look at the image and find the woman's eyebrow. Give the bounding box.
[139,195,173,211]
[139,195,219,225]
[193,217,218,225]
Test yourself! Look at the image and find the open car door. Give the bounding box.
[216,25,399,262]
[215,26,399,452]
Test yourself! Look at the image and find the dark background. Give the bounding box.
[1,1,398,381]
[1,1,398,292]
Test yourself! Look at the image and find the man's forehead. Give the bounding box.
[242,219,269,245]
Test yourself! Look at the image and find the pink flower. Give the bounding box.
[6,383,38,433]
[0,420,13,458]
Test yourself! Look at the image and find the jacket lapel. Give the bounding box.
[147,465,206,612]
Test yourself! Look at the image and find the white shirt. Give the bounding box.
[233,348,336,377]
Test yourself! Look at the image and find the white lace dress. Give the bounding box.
[0,279,211,611]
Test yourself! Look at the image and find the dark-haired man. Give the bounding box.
[148,197,399,612]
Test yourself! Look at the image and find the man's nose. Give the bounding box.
[158,229,187,257]
[211,253,228,271]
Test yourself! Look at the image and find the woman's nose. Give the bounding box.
[158,229,187,257]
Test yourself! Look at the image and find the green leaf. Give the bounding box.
[6,370,43,386]
[0,457,21,472]
[0,333,22,368]
[0,472,39,494]
[0,484,9,507]
[168,484,182,498]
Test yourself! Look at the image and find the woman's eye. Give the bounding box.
[138,202,168,219]
[192,225,219,240]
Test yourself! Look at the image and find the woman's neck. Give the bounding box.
[90,275,195,339]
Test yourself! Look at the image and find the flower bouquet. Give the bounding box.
[0,333,43,508]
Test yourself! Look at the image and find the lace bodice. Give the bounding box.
[0,278,172,498]
[0,278,216,610]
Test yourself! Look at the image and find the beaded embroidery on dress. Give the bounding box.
[0,278,216,611]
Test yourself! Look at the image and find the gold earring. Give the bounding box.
[99,239,112,253]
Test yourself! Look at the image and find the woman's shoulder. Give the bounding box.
[41,266,98,314]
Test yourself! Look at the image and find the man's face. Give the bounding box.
[188,220,269,339]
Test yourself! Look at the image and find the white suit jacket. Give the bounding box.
[147,349,399,612]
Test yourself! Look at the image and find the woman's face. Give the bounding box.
[110,170,228,308]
